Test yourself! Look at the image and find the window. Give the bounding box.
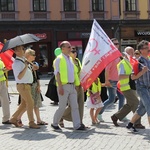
[0,0,15,12]
[92,0,104,11]
[63,0,76,11]
[125,0,136,11]
[33,0,46,12]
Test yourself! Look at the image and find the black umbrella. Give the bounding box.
[1,33,41,52]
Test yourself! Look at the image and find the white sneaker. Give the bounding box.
[98,114,104,122]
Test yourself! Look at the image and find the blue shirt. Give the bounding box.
[136,56,150,87]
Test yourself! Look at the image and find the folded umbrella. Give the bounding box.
[1,33,41,53]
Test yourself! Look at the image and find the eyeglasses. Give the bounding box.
[141,47,149,50]
[72,48,76,50]
[71,51,77,53]
[114,43,119,45]
[134,53,140,55]
[31,54,36,56]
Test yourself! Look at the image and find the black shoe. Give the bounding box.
[51,124,61,130]
[126,122,138,132]
[76,124,86,130]
[2,120,12,124]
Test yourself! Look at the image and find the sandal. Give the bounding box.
[37,121,48,125]
[17,119,24,127]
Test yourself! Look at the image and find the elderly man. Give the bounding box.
[51,41,85,131]
[111,46,145,129]
[10,45,40,129]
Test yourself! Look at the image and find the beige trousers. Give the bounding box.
[11,84,35,124]
[0,81,10,122]
[62,85,84,123]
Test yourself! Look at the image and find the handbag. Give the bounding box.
[45,73,59,102]
[90,92,101,105]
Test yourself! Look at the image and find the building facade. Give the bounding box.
[0,0,150,73]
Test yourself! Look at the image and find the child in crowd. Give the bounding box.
[86,77,104,125]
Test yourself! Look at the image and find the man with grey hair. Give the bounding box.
[111,46,145,129]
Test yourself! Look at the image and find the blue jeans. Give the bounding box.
[100,80,125,114]
[136,85,150,116]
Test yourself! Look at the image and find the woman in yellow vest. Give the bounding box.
[86,77,104,125]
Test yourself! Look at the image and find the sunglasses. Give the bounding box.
[64,46,71,48]
[71,51,77,53]
[114,43,119,45]
[134,53,140,55]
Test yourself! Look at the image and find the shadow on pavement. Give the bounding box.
[3,126,58,141]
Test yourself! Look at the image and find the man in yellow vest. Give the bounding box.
[111,47,145,129]
[0,58,11,124]
[51,41,86,131]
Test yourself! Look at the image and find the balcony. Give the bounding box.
[30,11,50,20]
[123,11,140,20]
[60,11,80,20]
[0,12,18,20]
[89,11,108,20]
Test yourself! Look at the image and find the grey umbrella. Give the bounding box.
[0,33,41,52]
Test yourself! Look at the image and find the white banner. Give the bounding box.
[80,19,121,90]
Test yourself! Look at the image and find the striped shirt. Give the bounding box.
[136,56,150,87]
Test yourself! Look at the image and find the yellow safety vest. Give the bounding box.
[54,54,80,86]
[87,78,101,96]
[0,60,6,81]
[117,59,132,91]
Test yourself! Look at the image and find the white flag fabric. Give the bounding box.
[80,19,121,90]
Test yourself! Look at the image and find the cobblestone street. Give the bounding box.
[0,77,150,150]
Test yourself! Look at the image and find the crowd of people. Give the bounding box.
[0,38,150,133]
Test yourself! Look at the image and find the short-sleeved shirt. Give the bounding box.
[136,56,150,87]
[12,56,33,83]
[105,57,120,81]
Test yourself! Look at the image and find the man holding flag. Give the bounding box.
[97,38,125,121]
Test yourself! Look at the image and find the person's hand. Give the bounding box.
[36,85,41,93]
[58,85,64,95]
[141,66,148,74]
[32,64,39,70]
[105,80,111,87]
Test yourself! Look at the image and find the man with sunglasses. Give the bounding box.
[127,40,150,132]
[98,38,125,121]
[51,41,86,131]
[10,46,40,129]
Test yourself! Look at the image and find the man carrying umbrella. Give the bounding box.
[0,33,42,128]
[9,45,40,129]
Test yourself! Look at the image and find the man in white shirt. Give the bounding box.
[10,45,40,129]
